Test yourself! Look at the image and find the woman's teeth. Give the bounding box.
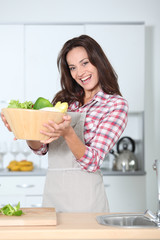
[81,75,91,83]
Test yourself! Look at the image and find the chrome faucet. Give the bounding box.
[145,159,160,227]
[153,159,160,221]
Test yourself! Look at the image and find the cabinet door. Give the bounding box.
[0,176,45,195]
[0,176,45,208]
[103,176,146,212]
[85,24,145,112]
[26,195,43,208]
[25,25,84,102]
[0,25,24,101]
[0,25,24,142]
[0,194,26,208]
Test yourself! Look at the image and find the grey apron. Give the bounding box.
[43,112,109,212]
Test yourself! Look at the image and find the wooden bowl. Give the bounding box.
[2,108,65,141]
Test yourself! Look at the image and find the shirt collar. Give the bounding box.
[92,90,110,103]
[72,90,111,110]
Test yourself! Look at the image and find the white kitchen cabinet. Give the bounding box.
[0,25,25,143]
[0,25,24,102]
[25,195,43,208]
[0,23,144,110]
[103,175,146,212]
[24,25,84,102]
[0,174,146,212]
[0,176,45,207]
[0,195,26,208]
[85,24,145,112]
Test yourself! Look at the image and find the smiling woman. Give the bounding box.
[2,35,128,213]
[28,35,128,212]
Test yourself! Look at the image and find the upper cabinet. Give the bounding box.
[0,25,24,102]
[0,23,145,112]
[85,24,145,112]
[25,25,84,102]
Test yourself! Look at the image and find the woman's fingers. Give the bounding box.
[40,136,58,144]
[43,121,60,131]
[40,129,60,138]
[39,114,72,144]
[1,112,12,131]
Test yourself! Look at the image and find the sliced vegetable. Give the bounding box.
[0,202,24,216]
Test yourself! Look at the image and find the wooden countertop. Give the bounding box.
[0,212,160,240]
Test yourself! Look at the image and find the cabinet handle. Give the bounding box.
[30,204,42,207]
[16,184,35,188]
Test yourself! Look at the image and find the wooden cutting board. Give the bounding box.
[0,208,57,226]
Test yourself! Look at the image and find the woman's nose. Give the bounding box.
[77,66,85,77]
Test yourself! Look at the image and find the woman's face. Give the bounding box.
[66,47,101,96]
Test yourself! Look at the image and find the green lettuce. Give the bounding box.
[8,100,33,109]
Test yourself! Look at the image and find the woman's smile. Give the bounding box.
[80,74,92,84]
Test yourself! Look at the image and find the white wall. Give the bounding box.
[0,0,160,212]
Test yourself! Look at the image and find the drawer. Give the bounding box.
[0,176,46,195]
[0,194,26,208]
[25,195,43,208]
[103,176,146,212]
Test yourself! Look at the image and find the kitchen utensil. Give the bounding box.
[110,136,138,172]
[2,108,64,141]
[0,208,57,226]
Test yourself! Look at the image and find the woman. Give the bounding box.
[1,35,128,212]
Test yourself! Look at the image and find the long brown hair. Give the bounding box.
[52,35,122,106]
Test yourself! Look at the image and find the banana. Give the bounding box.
[41,101,68,113]
[18,160,33,167]
[20,165,34,171]
[7,160,34,171]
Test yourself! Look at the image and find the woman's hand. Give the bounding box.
[40,114,72,144]
[1,112,12,132]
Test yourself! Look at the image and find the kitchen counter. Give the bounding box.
[0,168,145,176]
[0,168,47,176]
[0,212,159,240]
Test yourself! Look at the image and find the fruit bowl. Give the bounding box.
[2,108,65,141]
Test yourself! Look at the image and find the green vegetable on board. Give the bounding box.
[0,202,24,216]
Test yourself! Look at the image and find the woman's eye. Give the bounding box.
[83,61,89,66]
[69,66,75,71]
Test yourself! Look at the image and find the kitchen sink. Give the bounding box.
[96,213,158,228]
[97,160,160,229]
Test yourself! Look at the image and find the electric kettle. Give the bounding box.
[110,136,138,172]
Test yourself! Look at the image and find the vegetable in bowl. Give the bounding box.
[2,97,68,141]
[7,98,68,113]
[8,100,33,109]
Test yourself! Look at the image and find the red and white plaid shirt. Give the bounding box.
[34,90,128,172]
